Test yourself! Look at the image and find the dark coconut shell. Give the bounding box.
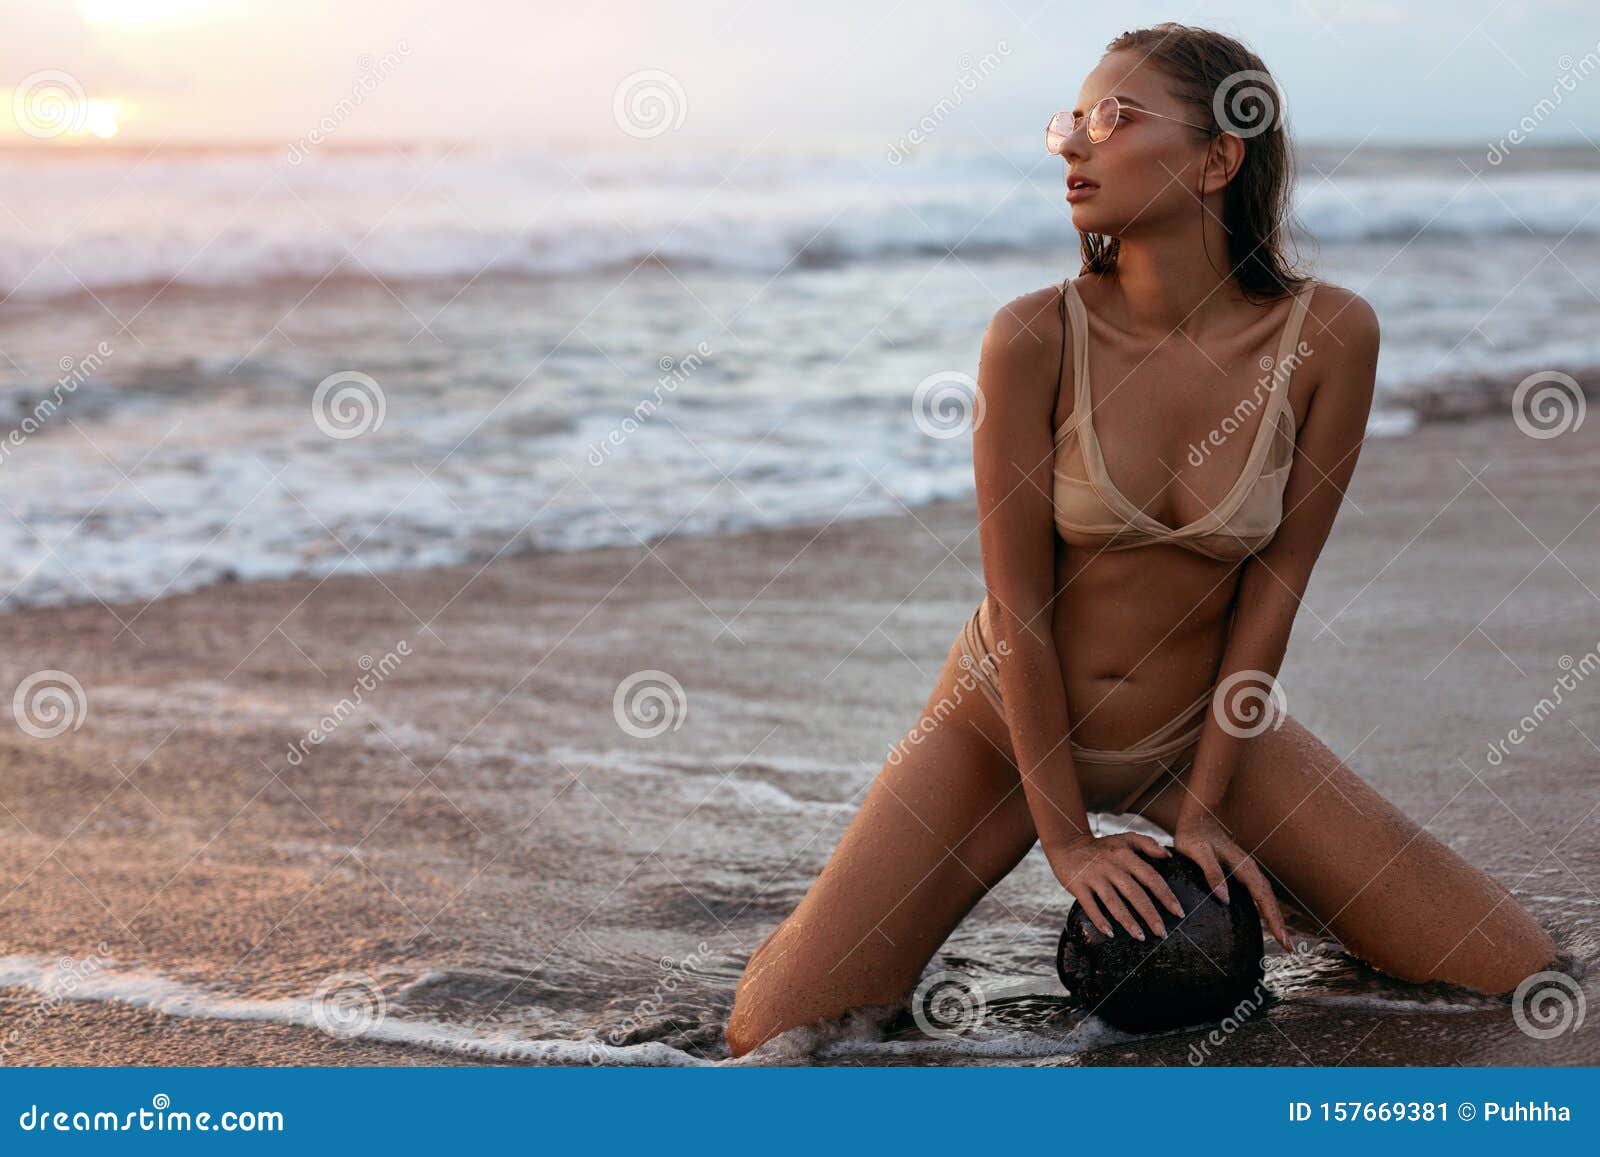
[1055,847,1265,1033]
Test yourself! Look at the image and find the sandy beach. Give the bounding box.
[1,405,1596,1066]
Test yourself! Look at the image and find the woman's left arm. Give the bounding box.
[1174,286,1381,945]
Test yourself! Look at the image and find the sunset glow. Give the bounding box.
[77,0,211,26]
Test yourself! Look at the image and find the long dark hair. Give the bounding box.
[1079,22,1313,303]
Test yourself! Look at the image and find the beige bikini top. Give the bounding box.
[1052,276,1317,562]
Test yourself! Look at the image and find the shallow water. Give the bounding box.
[3,143,1600,610]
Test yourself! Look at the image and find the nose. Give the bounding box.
[1055,121,1091,163]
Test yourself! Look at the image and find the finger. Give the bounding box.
[1090,878,1148,942]
[1074,888,1113,938]
[1106,868,1168,937]
[1228,855,1292,951]
[1131,834,1171,858]
[1123,854,1186,919]
[1190,844,1229,902]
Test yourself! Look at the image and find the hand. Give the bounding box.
[1047,831,1186,942]
[1173,811,1293,954]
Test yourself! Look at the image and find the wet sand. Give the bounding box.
[1,407,1597,1065]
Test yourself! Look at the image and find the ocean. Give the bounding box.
[1,140,1597,610]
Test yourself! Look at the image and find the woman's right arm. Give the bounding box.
[970,289,1184,941]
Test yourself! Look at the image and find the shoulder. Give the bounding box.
[1297,280,1379,411]
[982,281,1067,359]
[974,281,1070,430]
[1300,280,1379,363]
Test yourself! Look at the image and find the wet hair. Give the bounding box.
[1078,22,1314,303]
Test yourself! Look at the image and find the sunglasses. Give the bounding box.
[1046,96,1214,153]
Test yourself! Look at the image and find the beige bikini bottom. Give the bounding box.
[955,599,1212,815]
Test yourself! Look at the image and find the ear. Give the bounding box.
[1198,132,1246,195]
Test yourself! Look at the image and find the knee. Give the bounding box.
[725,929,790,1058]
[723,999,774,1059]
[725,973,804,1058]
[1364,902,1560,997]
[1465,921,1561,997]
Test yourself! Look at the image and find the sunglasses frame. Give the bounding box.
[1046,96,1215,153]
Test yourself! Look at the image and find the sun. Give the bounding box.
[82,101,120,140]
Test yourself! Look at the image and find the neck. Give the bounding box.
[1100,211,1240,337]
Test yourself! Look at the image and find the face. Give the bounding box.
[1055,51,1219,237]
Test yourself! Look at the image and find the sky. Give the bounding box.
[3,0,1600,151]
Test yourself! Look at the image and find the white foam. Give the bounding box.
[1295,992,1503,1013]
[0,953,710,1066]
[1,149,1598,297]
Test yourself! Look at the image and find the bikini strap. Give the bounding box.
[1272,279,1317,392]
[1057,277,1069,399]
[1061,278,1090,423]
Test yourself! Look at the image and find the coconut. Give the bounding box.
[1056,848,1266,1033]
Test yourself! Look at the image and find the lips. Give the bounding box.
[1067,174,1099,191]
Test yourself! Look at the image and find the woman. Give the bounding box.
[725,22,1558,1058]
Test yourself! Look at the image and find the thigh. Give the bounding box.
[1133,712,1558,995]
[727,640,1036,1054]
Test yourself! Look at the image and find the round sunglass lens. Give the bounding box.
[1087,98,1118,143]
